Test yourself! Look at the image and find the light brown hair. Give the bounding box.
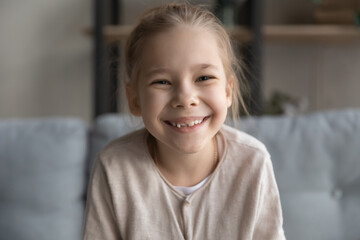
[125,2,248,119]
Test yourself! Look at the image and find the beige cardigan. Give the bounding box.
[83,125,286,240]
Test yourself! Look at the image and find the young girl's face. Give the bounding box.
[127,25,232,155]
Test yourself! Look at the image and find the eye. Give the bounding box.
[151,80,170,85]
[196,76,214,82]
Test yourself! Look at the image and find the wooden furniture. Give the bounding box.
[86,24,360,46]
[90,0,360,118]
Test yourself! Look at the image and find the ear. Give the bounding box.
[226,77,233,108]
[126,85,142,116]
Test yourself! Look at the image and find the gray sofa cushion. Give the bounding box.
[238,109,360,240]
[0,118,88,240]
[91,109,360,240]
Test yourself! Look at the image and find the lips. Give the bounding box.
[164,116,209,128]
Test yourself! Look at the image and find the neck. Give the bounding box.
[149,134,218,187]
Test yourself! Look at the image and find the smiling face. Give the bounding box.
[127,25,232,156]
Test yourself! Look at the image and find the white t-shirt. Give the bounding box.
[174,176,209,196]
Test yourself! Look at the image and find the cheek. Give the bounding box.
[205,86,230,112]
[139,90,168,116]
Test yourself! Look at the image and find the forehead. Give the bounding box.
[139,25,225,74]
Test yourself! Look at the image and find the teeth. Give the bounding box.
[170,118,204,128]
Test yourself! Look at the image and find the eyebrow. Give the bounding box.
[192,63,219,71]
[145,63,219,76]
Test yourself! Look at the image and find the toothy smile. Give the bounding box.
[165,117,208,128]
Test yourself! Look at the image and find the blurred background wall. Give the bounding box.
[263,0,360,113]
[0,0,92,122]
[0,0,359,123]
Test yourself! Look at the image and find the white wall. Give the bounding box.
[0,0,92,122]
[263,43,360,112]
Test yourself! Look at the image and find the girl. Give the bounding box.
[83,3,285,240]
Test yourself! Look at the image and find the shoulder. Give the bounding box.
[221,125,269,157]
[219,125,271,173]
[96,128,150,168]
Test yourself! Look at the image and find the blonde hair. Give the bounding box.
[125,3,248,119]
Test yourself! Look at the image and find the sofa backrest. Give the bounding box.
[91,109,360,240]
[0,118,88,240]
[237,109,360,240]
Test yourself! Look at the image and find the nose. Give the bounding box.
[171,82,199,109]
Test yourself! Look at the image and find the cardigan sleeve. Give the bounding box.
[82,156,122,240]
[253,157,286,240]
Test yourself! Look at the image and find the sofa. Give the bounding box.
[1,109,360,240]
